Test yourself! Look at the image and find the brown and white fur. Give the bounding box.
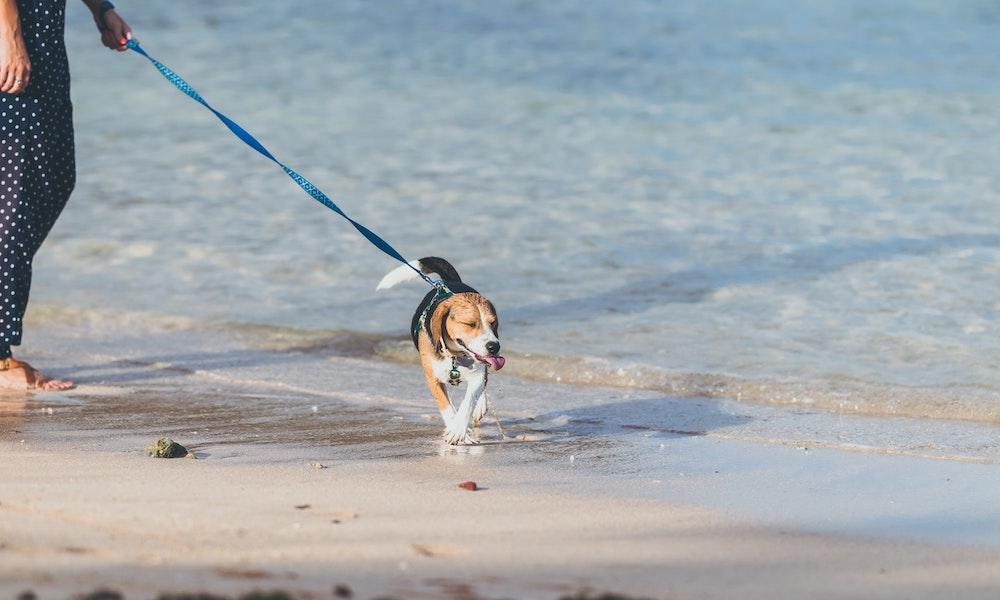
[377,257,504,445]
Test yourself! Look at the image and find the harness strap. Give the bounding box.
[412,284,454,341]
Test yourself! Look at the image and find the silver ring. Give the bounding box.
[14,79,22,84]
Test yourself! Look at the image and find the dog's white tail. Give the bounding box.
[376,257,462,291]
[376,260,423,290]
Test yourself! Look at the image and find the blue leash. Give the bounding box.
[125,39,437,288]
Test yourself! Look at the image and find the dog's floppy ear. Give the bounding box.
[429,301,451,352]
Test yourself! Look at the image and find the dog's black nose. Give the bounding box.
[486,341,501,356]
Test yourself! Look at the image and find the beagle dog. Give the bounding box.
[377,257,505,445]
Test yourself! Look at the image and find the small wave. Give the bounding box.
[27,303,201,332]
[229,325,1000,425]
[27,302,1000,425]
[377,342,1000,425]
[222,321,392,358]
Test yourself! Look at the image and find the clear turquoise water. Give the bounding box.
[35,0,1000,422]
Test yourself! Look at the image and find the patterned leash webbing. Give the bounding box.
[126,39,436,287]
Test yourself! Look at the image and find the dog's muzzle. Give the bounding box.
[458,339,506,371]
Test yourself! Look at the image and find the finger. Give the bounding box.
[107,17,128,50]
[17,64,30,89]
[0,68,16,94]
[0,63,13,93]
[9,69,27,94]
[3,65,26,93]
[116,26,131,51]
[101,29,117,50]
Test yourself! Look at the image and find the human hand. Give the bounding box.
[0,34,30,94]
[95,7,132,52]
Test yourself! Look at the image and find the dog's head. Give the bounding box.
[430,292,505,370]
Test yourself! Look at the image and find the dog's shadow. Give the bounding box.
[488,395,751,458]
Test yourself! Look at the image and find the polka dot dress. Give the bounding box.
[0,0,75,359]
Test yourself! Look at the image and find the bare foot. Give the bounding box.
[0,358,75,391]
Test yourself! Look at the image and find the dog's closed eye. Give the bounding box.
[451,314,478,327]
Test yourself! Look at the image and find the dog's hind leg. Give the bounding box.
[444,366,486,445]
[471,390,489,428]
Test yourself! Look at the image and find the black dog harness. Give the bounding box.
[410,281,480,347]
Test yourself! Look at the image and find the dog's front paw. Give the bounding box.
[443,422,478,445]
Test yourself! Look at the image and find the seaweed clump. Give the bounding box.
[146,437,194,459]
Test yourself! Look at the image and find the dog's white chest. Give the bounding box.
[431,355,478,385]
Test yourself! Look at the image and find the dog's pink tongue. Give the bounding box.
[485,355,506,371]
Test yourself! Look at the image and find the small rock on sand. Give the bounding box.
[457,481,478,491]
[146,437,194,459]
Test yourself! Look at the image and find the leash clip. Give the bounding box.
[429,279,454,301]
[428,278,452,294]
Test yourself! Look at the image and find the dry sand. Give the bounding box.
[3,444,1000,600]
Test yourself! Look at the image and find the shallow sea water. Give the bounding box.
[27,0,1000,423]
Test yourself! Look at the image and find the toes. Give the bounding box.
[41,379,75,391]
[471,403,489,426]
[443,427,475,445]
[0,360,75,392]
